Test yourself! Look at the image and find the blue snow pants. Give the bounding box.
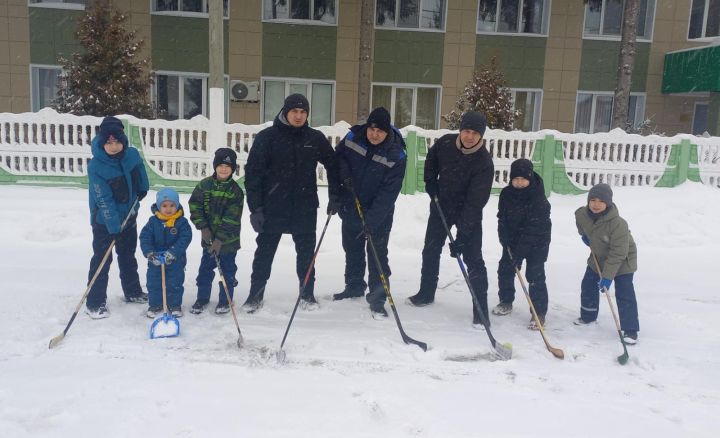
[580,266,639,332]
[147,257,186,308]
[195,251,238,306]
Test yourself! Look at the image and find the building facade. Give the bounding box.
[1,0,719,135]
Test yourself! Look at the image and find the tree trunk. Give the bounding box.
[357,0,374,123]
[612,0,640,130]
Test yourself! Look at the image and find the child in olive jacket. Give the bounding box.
[575,183,639,344]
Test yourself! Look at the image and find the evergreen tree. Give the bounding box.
[443,58,520,131]
[53,0,155,118]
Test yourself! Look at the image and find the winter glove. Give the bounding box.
[598,278,612,292]
[449,233,468,258]
[581,234,590,246]
[425,181,438,199]
[147,252,162,266]
[327,194,341,216]
[208,239,223,257]
[250,208,264,234]
[163,251,176,265]
[200,228,213,245]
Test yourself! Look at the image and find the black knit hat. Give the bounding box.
[282,93,310,117]
[510,158,534,180]
[213,147,237,173]
[588,183,613,205]
[459,111,487,136]
[367,107,392,133]
[98,116,128,149]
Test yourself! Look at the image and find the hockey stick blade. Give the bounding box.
[48,333,65,349]
[492,341,513,361]
[401,331,428,352]
[616,331,629,365]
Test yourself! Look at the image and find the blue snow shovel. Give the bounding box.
[150,255,181,339]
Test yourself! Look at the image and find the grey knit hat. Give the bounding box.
[588,183,613,205]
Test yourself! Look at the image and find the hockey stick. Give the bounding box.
[214,254,244,348]
[591,253,629,365]
[507,248,564,359]
[433,196,512,360]
[276,213,332,363]
[352,191,428,352]
[49,198,139,349]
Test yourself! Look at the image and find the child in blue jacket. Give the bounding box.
[86,116,149,319]
[140,188,193,317]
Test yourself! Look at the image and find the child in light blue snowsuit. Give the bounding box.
[140,188,193,318]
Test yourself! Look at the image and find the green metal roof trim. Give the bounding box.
[662,44,720,94]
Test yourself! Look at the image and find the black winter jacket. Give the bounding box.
[245,112,340,234]
[497,171,551,261]
[336,124,407,231]
[424,134,494,237]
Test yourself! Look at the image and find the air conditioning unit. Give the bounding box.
[230,80,259,102]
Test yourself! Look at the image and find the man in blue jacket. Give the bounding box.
[86,116,149,319]
[332,107,407,318]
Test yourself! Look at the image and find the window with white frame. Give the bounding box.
[153,0,228,16]
[371,84,440,129]
[511,89,542,131]
[692,102,709,135]
[263,0,337,24]
[31,65,62,112]
[262,79,334,127]
[574,92,645,133]
[376,0,446,31]
[477,0,549,35]
[28,0,86,9]
[155,73,208,120]
[584,0,655,40]
[688,0,719,39]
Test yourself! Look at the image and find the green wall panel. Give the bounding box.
[474,35,546,89]
[262,23,336,80]
[152,16,229,73]
[579,40,650,92]
[29,8,85,65]
[662,45,720,94]
[373,30,443,84]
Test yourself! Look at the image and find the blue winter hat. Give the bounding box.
[98,116,128,149]
[156,187,180,209]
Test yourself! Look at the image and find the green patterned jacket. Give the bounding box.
[189,176,244,254]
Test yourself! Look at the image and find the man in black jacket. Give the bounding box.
[407,111,495,327]
[242,94,340,312]
[332,107,407,318]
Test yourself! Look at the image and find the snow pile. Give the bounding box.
[0,184,718,437]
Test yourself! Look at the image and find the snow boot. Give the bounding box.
[170,306,183,318]
[622,331,638,345]
[492,302,513,316]
[85,304,109,319]
[189,299,209,314]
[125,292,149,304]
[573,317,596,326]
[146,305,162,318]
[332,286,365,301]
[215,303,230,315]
[370,302,388,319]
[300,295,319,311]
[528,315,545,331]
[406,292,434,307]
[241,299,263,314]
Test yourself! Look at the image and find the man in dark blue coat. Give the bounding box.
[332,107,407,318]
[86,116,150,319]
[243,94,340,312]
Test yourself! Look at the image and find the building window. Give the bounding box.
[262,78,334,127]
[263,0,337,24]
[693,102,709,135]
[154,73,208,120]
[574,92,645,133]
[371,84,440,129]
[477,0,549,35]
[28,0,85,9]
[584,0,655,40]
[153,0,228,16]
[31,65,62,112]
[511,89,542,131]
[376,0,446,31]
[689,0,720,39]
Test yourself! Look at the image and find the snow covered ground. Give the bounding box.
[0,183,718,437]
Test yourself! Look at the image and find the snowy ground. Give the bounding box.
[0,183,719,437]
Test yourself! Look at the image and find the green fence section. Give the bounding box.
[656,139,701,187]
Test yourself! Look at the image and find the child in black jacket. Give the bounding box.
[494,159,552,330]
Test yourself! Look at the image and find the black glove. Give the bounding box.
[425,181,438,199]
[327,195,341,216]
[147,252,162,267]
[342,178,354,194]
[138,191,147,201]
[250,208,264,233]
[200,228,213,245]
[164,251,176,265]
[208,239,223,257]
[449,234,468,258]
